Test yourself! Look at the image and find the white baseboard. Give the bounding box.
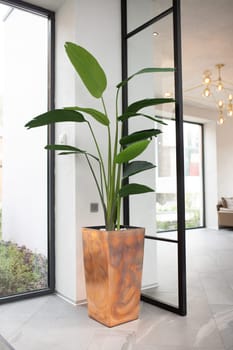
[55,291,87,306]
[141,282,159,290]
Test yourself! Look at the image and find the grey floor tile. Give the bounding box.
[216,250,233,270]
[187,254,219,273]
[135,316,224,348]
[223,269,233,289]
[211,304,233,350]
[0,296,50,339]
[87,330,136,350]
[129,301,225,349]
[200,272,233,305]
[0,228,232,350]
[187,271,206,298]
[134,347,225,350]
[9,326,94,350]
[0,334,15,350]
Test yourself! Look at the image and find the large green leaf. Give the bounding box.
[25,109,86,129]
[117,67,174,89]
[118,112,167,125]
[119,183,154,197]
[65,42,107,99]
[45,144,98,161]
[123,161,156,179]
[126,98,175,114]
[120,129,162,145]
[115,140,150,164]
[64,106,109,126]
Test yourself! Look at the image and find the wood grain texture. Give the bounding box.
[82,227,145,327]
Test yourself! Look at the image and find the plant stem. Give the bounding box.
[101,96,113,228]
[99,161,104,202]
[85,154,107,223]
[116,193,121,231]
[115,162,122,229]
[114,88,122,229]
[87,121,108,194]
[101,97,112,182]
[106,88,121,230]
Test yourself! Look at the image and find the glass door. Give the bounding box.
[121,0,186,315]
[0,0,55,302]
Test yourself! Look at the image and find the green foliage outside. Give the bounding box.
[0,241,47,297]
[156,192,201,231]
[157,209,200,231]
[185,210,201,228]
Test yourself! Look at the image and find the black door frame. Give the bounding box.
[0,0,55,303]
[121,0,186,316]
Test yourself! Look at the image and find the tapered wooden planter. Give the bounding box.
[82,226,145,327]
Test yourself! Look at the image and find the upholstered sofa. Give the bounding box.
[217,197,233,229]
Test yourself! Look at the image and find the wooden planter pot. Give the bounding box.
[82,226,145,327]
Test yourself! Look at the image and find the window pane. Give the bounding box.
[142,238,178,307]
[128,14,176,237]
[127,0,172,33]
[184,122,204,228]
[0,5,49,297]
[156,120,204,232]
[156,120,178,233]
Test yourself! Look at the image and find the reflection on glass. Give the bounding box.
[156,120,204,232]
[128,14,174,114]
[127,0,172,33]
[142,239,178,307]
[0,5,48,297]
[184,122,204,228]
[128,13,175,236]
[156,120,177,232]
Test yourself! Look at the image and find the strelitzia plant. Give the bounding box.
[25,42,174,231]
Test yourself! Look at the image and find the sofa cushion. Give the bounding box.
[221,197,233,209]
[221,197,227,207]
[219,207,233,213]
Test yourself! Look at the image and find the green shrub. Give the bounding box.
[0,241,47,296]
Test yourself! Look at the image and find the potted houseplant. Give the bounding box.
[25,42,174,327]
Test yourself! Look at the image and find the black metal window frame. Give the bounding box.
[0,0,55,303]
[121,0,186,316]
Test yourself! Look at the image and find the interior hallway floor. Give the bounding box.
[0,228,233,350]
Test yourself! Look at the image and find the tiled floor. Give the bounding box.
[0,228,233,350]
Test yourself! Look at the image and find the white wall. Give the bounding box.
[54,0,78,303]
[2,9,48,255]
[74,0,122,302]
[216,117,233,198]
[54,0,121,303]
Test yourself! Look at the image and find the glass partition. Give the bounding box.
[122,0,186,315]
[142,239,178,306]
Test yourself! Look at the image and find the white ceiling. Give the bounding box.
[24,0,65,11]
[181,0,233,112]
